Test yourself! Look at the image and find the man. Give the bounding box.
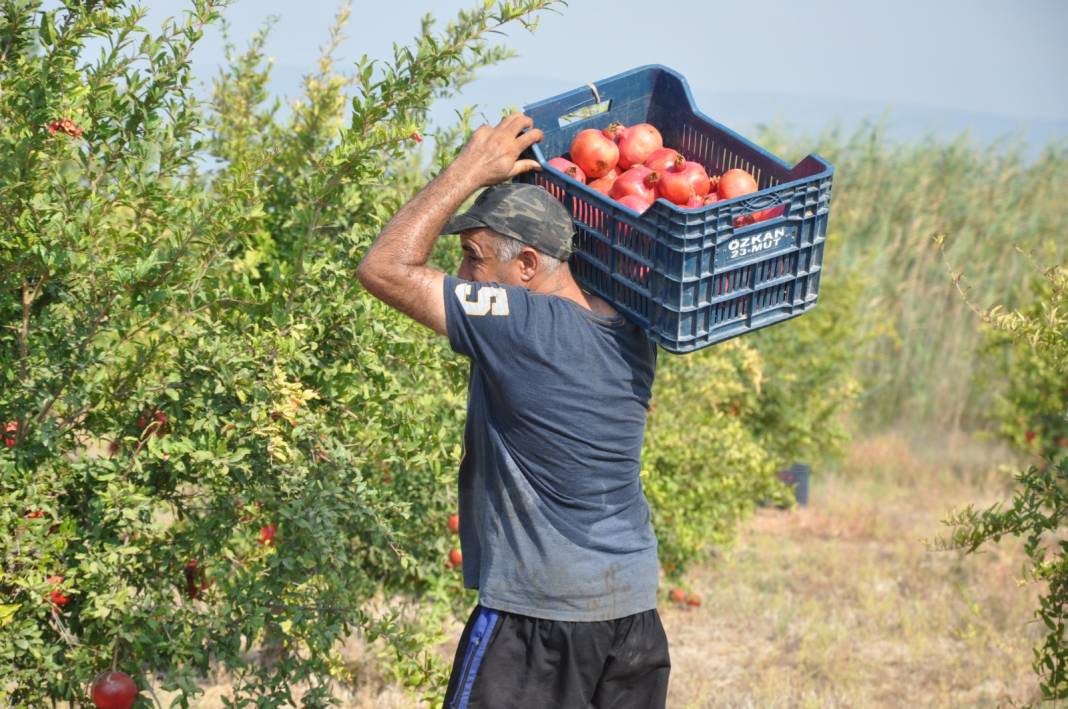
[357,113,668,708]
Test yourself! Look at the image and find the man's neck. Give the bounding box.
[529,271,617,318]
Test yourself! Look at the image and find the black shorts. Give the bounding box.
[442,604,670,709]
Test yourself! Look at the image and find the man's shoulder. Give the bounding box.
[586,293,620,320]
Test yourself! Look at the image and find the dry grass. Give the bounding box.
[662,430,1041,708]
[155,431,1046,707]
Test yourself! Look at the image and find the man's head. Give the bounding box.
[442,183,575,288]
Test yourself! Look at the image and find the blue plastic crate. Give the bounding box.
[516,64,834,354]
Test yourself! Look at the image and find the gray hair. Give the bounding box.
[493,234,563,273]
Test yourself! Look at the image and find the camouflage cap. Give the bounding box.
[441,182,575,260]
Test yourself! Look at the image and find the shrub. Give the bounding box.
[0,1,559,705]
[937,247,1068,700]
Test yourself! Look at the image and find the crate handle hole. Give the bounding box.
[558,99,612,127]
[732,204,786,229]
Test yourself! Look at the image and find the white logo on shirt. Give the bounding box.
[454,283,510,316]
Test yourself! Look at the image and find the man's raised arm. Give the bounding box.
[355,113,543,336]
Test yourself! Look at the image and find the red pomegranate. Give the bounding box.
[547,156,586,184]
[4,419,18,447]
[658,157,711,205]
[46,575,69,607]
[47,118,83,138]
[617,194,652,213]
[616,123,663,169]
[90,671,138,709]
[569,129,619,179]
[588,167,621,195]
[610,165,659,204]
[717,169,758,200]
[644,147,683,173]
[259,523,277,546]
[448,548,463,568]
[602,122,626,142]
[750,204,786,224]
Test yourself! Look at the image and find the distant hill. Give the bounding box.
[196,65,1068,159]
[434,74,1068,159]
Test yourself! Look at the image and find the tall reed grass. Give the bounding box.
[757,121,1068,430]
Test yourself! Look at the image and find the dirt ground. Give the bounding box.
[157,430,1045,707]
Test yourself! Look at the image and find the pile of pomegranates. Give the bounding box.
[548,122,780,225]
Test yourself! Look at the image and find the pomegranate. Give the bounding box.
[3,420,18,447]
[587,167,621,195]
[184,560,200,599]
[602,122,626,142]
[90,671,138,709]
[751,204,786,224]
[658,156,711,205]
[702,192,721,205]
[686,593,702,607]
[669,588,686,604]
[616,123,663,169]
[569,129,619,179]
[259,523,277,546]
[610,165,659,204]
[683,195,704,209]
[448,548,463,568]
[447,513,460,534]
[183,560,209,599]
[644,147,683,173]
[628,263,651,283]
[547,156,586,184]
[47,118,83,138]
[46,575,69,607]
[617,194,652,213]
[717,168,758,200]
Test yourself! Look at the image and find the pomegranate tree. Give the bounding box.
[0,0,564,706]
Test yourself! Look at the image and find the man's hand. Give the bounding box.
[450,113,544,188]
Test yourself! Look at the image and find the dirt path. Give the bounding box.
[659,431,1039,708]
[160,432,1043,707]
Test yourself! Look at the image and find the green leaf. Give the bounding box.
[38,11,55,47]
[0,604,20,627]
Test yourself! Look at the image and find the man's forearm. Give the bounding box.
[358,162,481,276]
[354,115,542,335]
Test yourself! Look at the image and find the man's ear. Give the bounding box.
[516,247,540,283]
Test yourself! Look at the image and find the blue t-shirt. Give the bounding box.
[443,275,659,621]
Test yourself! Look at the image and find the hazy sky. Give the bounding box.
[135,0,1068,122]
